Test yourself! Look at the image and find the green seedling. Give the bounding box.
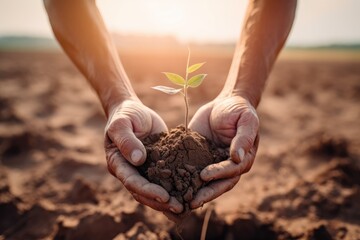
[152,48,207,132]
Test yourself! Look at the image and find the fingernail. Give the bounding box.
[199,201,204,207]
[169,208,177,213]
[238,148,245,162]
[131,149,143,164]
[155,197,163,203]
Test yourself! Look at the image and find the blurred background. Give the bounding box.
[0,1,359,239]
[1,0,360,47]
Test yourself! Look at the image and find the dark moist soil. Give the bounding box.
[138,125,229,213]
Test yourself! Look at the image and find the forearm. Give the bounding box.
[44,0,136,117]
[220,0,297,107]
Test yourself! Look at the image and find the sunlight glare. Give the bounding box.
[144,1,186,33]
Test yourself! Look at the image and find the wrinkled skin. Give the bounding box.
[104,97,259,222]
[188,95,260,209]
[104,99,183,214]
[45,0,296,223]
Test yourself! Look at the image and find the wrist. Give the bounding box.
[219,49,268,108]
[85,61,140,118]
[219,79,263,108]
[92,74,139,118]
[102,87,139,119]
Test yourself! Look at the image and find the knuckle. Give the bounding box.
[105,145,117,159]
[106,149,117,167]
[106,150,120,177]
[207,165,219,176]
[242,136,254,148]
[123,175,142,194]
[234,135,254,150]
[242,109,259,128]
[201,165,217,179]
[122,174,133,190]
[117,136,132,149]
[107,118,127,134]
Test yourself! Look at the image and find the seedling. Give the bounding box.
[152,48,207,132]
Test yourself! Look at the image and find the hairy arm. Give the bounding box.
[44,0,135,117]
[44,0,183,214]
[190,0,297,209]
[221,0,297,106]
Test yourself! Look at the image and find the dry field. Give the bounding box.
[0,47,359,239]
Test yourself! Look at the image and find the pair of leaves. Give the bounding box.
[153,61,206,95]
[153,73,207,95]
[162,72,207,88]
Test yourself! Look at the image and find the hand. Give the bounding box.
[188,95,259,209]
[104,99,183,215]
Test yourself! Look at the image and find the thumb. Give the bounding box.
[230,109,259,164]
[106,118,147,166]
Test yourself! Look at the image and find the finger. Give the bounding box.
[163,211,183,223]
[132,194,183,214]
[107,149,170,203]
[107,118,146,166]
[230,108,259,163]
[200,144,257,181]
[190,176,240,209]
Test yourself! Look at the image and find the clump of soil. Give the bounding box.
[139,125,228,213]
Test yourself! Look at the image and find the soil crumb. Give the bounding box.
[139,125,228,212]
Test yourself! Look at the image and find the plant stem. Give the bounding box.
[184,47,191,132]
[186,47,190,83]
[183,86,189,132]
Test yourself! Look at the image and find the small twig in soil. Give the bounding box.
[200,203,215,240]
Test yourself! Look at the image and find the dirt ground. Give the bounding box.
[0,48,359,240]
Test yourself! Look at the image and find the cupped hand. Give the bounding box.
[188,95,259,209]
[104,99,183,215]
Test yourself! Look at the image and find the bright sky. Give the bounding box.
[0,0,359,46]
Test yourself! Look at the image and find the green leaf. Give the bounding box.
[162,72,185,86]
[187,62,205,74]
[152,86,182,95]
[187,74,207,88]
